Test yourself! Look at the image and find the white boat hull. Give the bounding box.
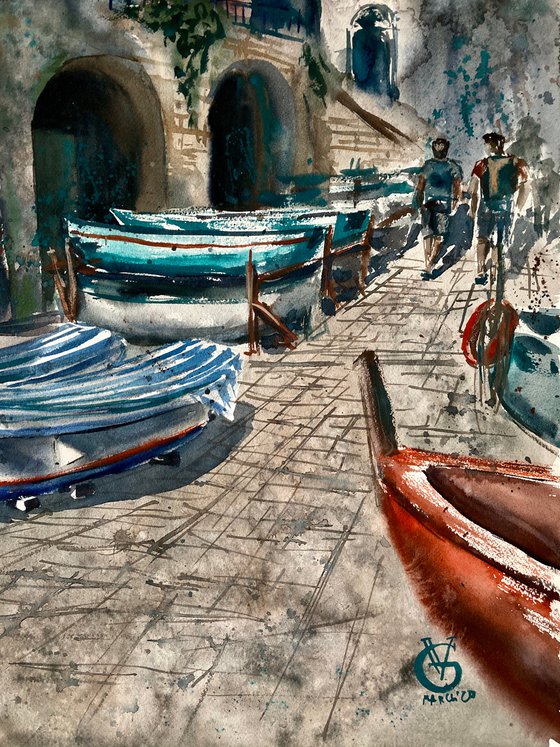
[76,273,321,343]
[0,403,208,500]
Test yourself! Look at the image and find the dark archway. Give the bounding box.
[350,4,399,100]
[208,62,295,210]
[32,55,166,303]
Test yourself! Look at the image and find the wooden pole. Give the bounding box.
[358,213,375,295]
[246,250,260,355]
[48,248,74,322]
[65,239,78,321]
[320,225,336,314]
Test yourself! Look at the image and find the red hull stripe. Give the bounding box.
[69,229,311,251]
[390,447,553,481]
[0,420,206,488]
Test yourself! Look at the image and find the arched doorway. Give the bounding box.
[349,4,399,100]
[208,62,295,210]
[32,55,166,303]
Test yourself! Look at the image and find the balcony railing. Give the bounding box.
[109,0,308,42]
[219,0,307,41]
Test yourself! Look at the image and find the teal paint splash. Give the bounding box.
[497,328,560,448]
[443,47,512,138]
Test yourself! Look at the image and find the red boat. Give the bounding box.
[357,350,560,739]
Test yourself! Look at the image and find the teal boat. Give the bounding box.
[109,206,372,251]
[67,216,328,278]
[497,309,560,448]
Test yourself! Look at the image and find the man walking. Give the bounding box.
[469,132,529,284]
[415,137,463,276]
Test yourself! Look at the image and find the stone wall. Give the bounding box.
[322,0,560,170]
[0,1,175,315]
[0,1,430,316]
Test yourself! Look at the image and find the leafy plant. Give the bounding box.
[124,0,227,127]
[300,41,341,105]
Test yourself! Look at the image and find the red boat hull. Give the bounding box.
[358,350,560,737]
[382,482,560,738]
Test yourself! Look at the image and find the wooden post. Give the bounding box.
[48,248,75,322]
[246,250,260,355]
[320,225,337,315]
[245,249,304,352]
[358,213,375,295]
[65,239,78,321]
[353,176,362,208]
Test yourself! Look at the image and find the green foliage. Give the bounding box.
[300,42,329,104]
[125,0,226,127]
[300,42,342,106]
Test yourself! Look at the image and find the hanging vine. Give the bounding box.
[124,0,227,127]
[300,41,344,106]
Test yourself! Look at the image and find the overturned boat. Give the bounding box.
[0,332,241,503]
[67,216,328,278]
[65,215,333,343]
[0,322,125,384]
[109,205,372,251]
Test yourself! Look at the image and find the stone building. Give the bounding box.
[0,1,438,317]
[1,0,556,317]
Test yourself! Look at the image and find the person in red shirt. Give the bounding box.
[468,132,529,284]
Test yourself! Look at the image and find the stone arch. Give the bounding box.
[32,55,167,300]
[208,60,296,210]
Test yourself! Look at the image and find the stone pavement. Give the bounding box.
[0,225,556,747]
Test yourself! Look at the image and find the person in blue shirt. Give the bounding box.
[415,138,463,276]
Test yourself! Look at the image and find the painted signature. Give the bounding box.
[414,636,477,704]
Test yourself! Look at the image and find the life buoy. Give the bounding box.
[461,299,519,368]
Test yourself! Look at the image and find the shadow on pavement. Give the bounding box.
[0,401,255,522]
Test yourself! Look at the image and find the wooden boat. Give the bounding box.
[64,215,334,343]
[66,216,327,278]
[73,263,321,343]
[0,338,241,437]
[0,323,125,385]
[0,404,208,502]
[109,206,372,251]
[358,350,560,738]
[0,337,241,504]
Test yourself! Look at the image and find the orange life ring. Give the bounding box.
[461,299,519,368]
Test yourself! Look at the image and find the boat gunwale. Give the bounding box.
[357,350,560,598]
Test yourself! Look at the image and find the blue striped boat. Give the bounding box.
[0,323,126,385]
[109,206,372,251]
[0,405,209,502]
[0,338,241,437]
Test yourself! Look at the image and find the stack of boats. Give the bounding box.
[0,322,241,508]
[65,205,372,343]
[9,203,374,506]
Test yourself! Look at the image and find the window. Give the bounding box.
[349,4,399,100]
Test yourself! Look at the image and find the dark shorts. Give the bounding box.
[477,201,513,245]
[421,200,451,237]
